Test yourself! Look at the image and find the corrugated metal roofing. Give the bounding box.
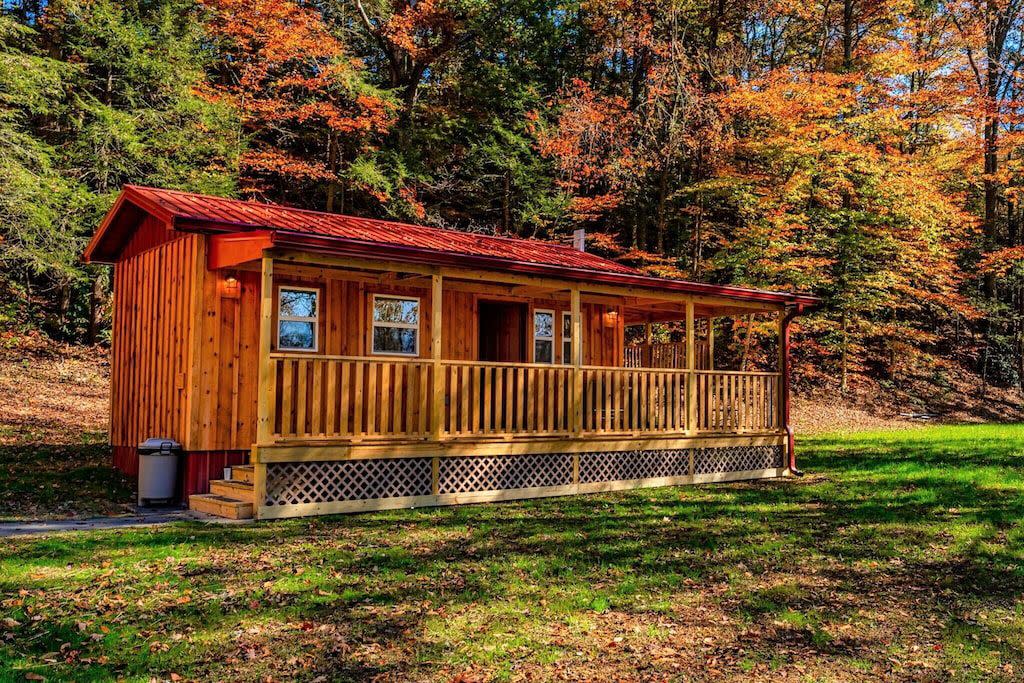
[122,185,641,275]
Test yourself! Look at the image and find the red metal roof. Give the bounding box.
[85,185,820,308]
[104,185,640,275]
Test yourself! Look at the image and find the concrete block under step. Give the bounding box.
[189,494,253,520]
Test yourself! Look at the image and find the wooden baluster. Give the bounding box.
[292,360,306,436]
[503,367,513,432]
[280,360,293,436]
[367,362,379,435]
[324,361,337,436]
[459,365,470,434]
[310,360,323,436]
[379,363,392,434]
[352,361,364,435]
[417,363,428,435]
[339,361,350,435]
[393,363,404,434]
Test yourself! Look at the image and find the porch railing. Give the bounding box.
[268,353,779,441]
[624,341,711,369]
[581,367,688,433]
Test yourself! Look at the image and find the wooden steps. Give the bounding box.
[188,465,255,520]
[209,478,252,499]
[231,465,255,484]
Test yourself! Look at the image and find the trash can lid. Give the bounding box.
[138,437,182,454]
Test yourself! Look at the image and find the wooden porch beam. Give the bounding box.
[269,249,785,312]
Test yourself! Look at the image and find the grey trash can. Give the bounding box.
[138,438,181,505]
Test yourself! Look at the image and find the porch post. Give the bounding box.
[707,317,714,371]
[253,255,275,519]
[256,255,275,445]
[570,286,583,436]
[644,321,652,366]
[430,274,444,441]
[685,301,696,434]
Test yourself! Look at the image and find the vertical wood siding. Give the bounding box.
[187,265,621,450]
[111,233,624,453]
[109,217,199,450]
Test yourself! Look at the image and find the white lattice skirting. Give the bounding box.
[261,445,786,517]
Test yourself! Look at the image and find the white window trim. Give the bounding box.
[561,311,573,365]
[277,286,320,352]
[371,294,421,356]
[533,308,555,364]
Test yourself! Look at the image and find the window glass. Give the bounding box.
[373,298,419,324]
[372,295,420,355]
[534,311,553,338]
[534,340,553,364]
[374,327,418,355]
[279,321,315,350]
[562,312,573,364]
[279,289,317,318]
[534,310,554,364]
[278,287,318,351]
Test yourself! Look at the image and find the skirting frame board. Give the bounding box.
[258,445,786,519]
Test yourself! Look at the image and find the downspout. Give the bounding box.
[780,304,804,475]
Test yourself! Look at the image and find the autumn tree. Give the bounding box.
[202,0,398,212]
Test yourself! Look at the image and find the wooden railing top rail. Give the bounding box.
[269,354,780,376]
[440,359,572,369]
[694,369,780,377]
[270,352,429,364]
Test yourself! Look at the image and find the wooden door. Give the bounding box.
[478,301,527,362]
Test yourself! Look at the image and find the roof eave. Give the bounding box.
[249,228,820,308]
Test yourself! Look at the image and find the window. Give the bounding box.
[278,287,319,352]
[372,295,420,355]
[561,311,573,364]
[533,309,554,363]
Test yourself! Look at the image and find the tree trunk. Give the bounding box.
[984,108,1000,298]
[326,131,339,212]
[501,169,511,234]
[843,0,854,69]
[88,273,104,345]
[840,313,849,392]
[655,166,669,254]
[740,315,753,371]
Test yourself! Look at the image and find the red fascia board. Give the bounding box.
[207,230,275,270]
[173,222,819,308]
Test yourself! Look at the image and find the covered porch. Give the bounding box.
[229,242,810,518]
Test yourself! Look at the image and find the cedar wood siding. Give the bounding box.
[110,224,624,456]
[109,216,202,475]
[196,266,624,451]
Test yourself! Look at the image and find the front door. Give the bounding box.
[478,301,528,362]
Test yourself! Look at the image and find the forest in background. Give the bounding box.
[3,0,1024,400]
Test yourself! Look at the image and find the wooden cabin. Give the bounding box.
[84,185,819,520]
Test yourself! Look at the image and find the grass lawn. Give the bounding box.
[2,424,1023,681]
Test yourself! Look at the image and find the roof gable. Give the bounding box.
[85,185,639,276]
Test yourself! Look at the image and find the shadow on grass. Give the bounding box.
[0,442,134,521]
[2,425,1024,680]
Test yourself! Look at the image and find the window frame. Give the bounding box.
[533,308,555,364]
[276,285,320,353]
[370,293,421,357]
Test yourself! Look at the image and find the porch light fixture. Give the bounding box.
[220,274,240,299]
[603,307,619,327]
